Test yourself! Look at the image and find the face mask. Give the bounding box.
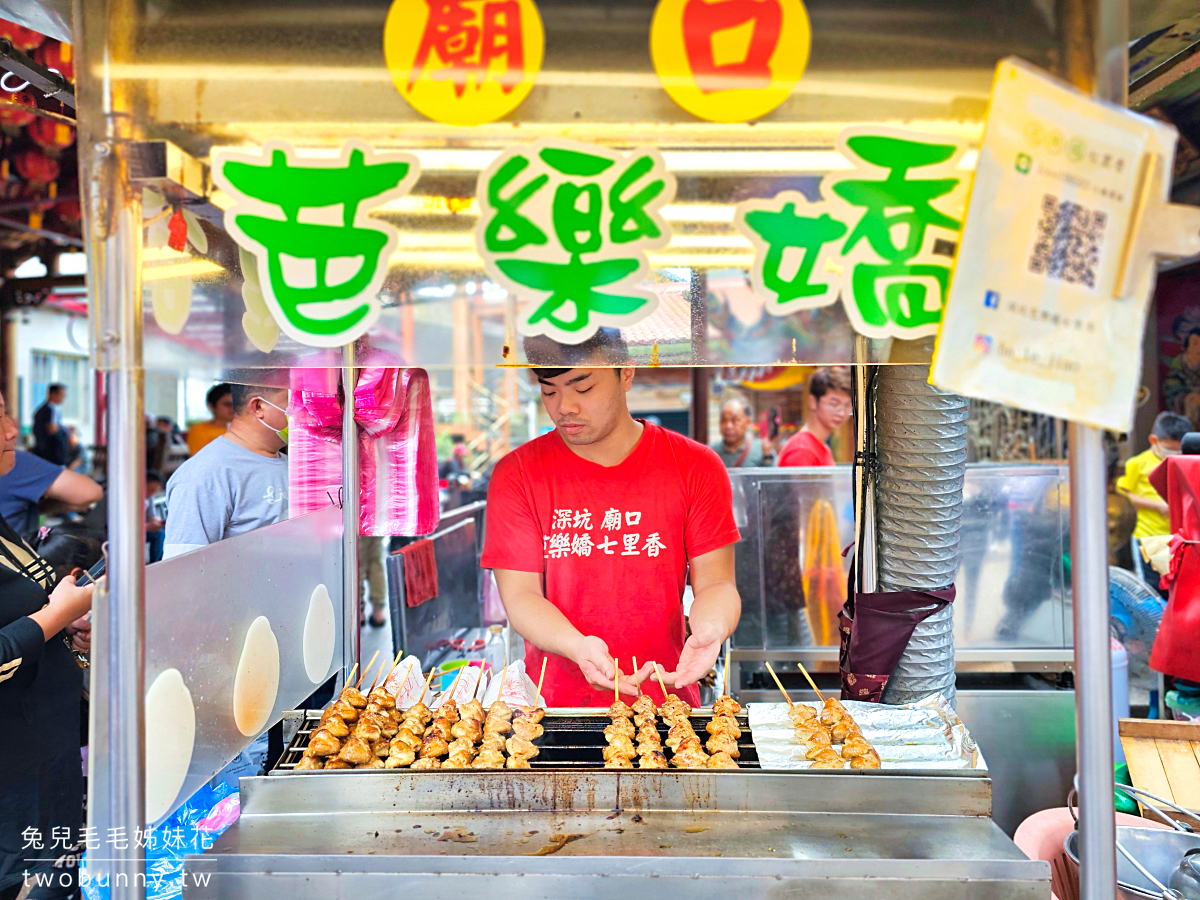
[1153,444,1181,460]
[254,396,289,444]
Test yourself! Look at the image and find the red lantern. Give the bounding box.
[54,198,81,225]
[0,91,36,133]
[14,149,59,186]
[0,19,43,52]
[27,116,74,153]
[34,41,73,83]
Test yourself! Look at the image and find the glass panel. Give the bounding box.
[729,463,1070,651]
[76,0,1063,371]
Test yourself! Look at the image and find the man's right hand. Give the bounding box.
[570,635,647,696]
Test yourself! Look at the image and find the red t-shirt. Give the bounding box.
[480,422,740,708]
[776,429,834,467]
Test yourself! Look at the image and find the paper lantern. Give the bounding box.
[54,198,81,224]
[34,41,73,83]
[27,116,74,152]
[0,19,43,52]
[14,148,59,186]
[0,91,36,132]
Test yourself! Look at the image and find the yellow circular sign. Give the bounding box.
[650,0,810,123]
[384,0,544,126]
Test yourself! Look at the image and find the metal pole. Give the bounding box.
[88,142,145,899]
[1068,423,1116,900]
[341,343,360,689]
[1068,3,1124,899]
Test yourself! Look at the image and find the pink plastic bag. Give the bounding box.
[289,367,439,538]
[355,367,440,537]
[288,369,344,518]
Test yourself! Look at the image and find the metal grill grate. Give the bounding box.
[274,711,759,772]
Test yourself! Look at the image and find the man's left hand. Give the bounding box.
[660,620,724,688]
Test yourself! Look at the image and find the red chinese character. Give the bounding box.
[410,0,525,97]
[682,0,782,94]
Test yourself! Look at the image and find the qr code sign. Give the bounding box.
[1027,194,1107,289]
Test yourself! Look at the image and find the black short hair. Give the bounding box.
[206,383,232,409]
[48,383,66,394]
[524,328,630,379]
[1153,411,1191,442]
[809,366,852,401]
[35,522,103,580]
[230,381,286,416]
[146,469,164,486]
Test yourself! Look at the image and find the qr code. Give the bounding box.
[1027,194,1107,289]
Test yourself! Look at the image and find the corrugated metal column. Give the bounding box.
[875,365,968,707]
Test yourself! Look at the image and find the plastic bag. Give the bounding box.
[80,782,240,900]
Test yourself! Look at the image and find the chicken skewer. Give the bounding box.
[603,659,638,768]
[628,656,667,769]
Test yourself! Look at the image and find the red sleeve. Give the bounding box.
[479,453,545,573]
[684,445,741,558]
[777,434,825,467]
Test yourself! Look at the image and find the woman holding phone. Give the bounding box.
[0,390,94,900]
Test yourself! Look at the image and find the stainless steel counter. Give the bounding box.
[185,769,1049,898]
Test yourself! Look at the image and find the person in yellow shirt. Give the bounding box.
[185,383,234,457]
[1117,412,1190,539]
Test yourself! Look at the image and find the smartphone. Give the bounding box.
[75,557,106,587]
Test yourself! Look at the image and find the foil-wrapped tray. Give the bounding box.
[748,694,986,771]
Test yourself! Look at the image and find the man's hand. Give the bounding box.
[660,619,724,688]
[570,635,649,697]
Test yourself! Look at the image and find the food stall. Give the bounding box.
[66,0,1128,896]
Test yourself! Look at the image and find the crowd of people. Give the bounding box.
[710,366,853,471]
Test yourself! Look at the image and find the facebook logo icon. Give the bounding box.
[984,290,1000,309]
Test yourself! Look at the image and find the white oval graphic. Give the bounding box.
[303,583,336,684]
[232,615,280,736]
[145,668,196,824]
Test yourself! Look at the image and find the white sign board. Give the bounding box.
[931,58,1200,431]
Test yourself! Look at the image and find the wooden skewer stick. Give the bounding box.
[373,650,404,692]
[417,667,437,705]
[612,658,620,704]
[632,656,640,695]
[653,662,669,697]
[535,656,547,708]
[763,661,793,708]
[723,654,731,698]
[793,659,827,705]
[345,662,359,688]
[446,664,466,701]
[494,661,508,708]
[393,659,415,697]
[356,650,380,689]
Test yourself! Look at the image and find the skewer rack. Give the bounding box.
[274,709,760,772]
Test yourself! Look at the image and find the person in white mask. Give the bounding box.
[163,380,289,559]
[1116,411,1190,543]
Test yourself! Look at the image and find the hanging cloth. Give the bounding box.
[837,553,955,702]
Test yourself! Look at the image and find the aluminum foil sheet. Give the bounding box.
[748,695,985,771]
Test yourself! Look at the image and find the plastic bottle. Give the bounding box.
[485,624,506,675]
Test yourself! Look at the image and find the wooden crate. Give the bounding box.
[1119,718,1200,828]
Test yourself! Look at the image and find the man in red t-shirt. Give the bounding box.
[776,366,852,467]
[480,366,742,708]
